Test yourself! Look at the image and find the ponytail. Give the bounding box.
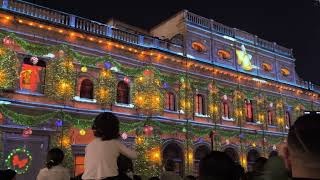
[46,159,56,169]
[45,148,64,169]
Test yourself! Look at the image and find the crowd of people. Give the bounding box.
[1,112,319,180]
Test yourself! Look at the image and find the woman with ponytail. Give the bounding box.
[36,148,70,180]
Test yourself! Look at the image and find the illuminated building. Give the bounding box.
[0,0,319,178]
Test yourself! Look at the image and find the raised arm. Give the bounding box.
[117,141,137,159]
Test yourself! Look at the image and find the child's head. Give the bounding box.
[0,169,16,180]
[92,112,120,141]
[46,148,64,169]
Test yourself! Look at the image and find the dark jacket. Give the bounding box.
[160,171,182,180]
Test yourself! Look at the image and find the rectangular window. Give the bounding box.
[196,95,204,115]
[74,155,84,176]
[223,102,229,118]
[165,92,175,111]
[268,110,273,125]
[245,100,254,122]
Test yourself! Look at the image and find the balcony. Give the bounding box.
[0,0,183,55]
[185,11,293,57]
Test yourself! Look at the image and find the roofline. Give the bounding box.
[149,9,186,31]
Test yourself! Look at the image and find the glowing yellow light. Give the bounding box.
[48,27,52,30]
[252,143,256,147]
[276,103,282,108]
[150,147,161,162]
[81,66,87,73]
[70,32,75,36]
[138,96,143,101]
[153,152,160,158]
[59,30,63,33]
[188,152,193,160]
[258,114,265,121]
[139,77,143,81]
[60,82,70,91]
[278,117,284,125]
[18,19,23,23]
[98,88,108,97]
[98,40,102,43]
[155,80,160,85]
[210,105,218,113]
[5,16,10,20]
[61,136,70,147]
[29,22,33,26]
[101,70,111,78]
[155,97,160,101]
[79,129,86,136]
[135,136,144,144]
[121,46,125,49]
[64,61,74,69]
[241,157,247,168]
[89,37,94,41]
[128,48,132,51]
[39,25,43,28]
[0,70,6,86]
[134,50,138,53]
[150,53,153,56]
[107,42,112,46]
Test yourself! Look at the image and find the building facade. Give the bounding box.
[0,0,319,179]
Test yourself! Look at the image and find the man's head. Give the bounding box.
[199,151,237,180]
[287,113,320,179]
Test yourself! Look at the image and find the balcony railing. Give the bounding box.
[186,12,210,29]
[185,11,293,57]
[0,0,293,58]
[7,0,70,25]
[0,0,183,54]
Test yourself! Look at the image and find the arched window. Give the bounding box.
[195,94,205,115]
[162,143,184,176]
[80,79,94,99]
[267,110,273,125]
[194,145,210,176]
[247,149,260,172]
[20,57,46,93]
[223,101,230,118]
[285,111,291,127]
[245,99,254,122]
[165,92,176,111]
[224,147,239,163]
[116,81,130,104]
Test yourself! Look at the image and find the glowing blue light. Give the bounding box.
[163,82,169,89]
[223,35,237,42]
[104,62,112,69]
[55,120,63,127]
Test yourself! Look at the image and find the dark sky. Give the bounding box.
[26,0,320,85]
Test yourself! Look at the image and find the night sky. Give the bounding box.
[26,0,320,85]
